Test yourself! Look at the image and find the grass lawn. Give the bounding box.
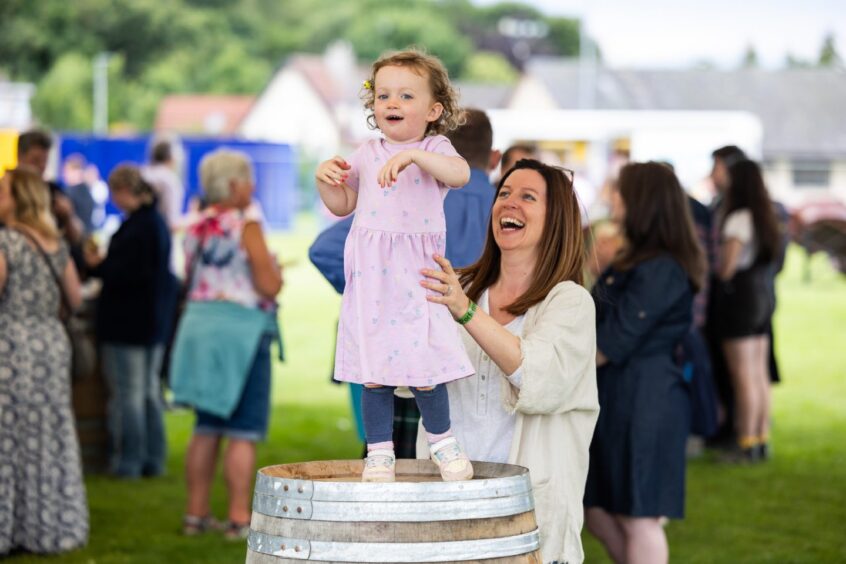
[8,214,846,563]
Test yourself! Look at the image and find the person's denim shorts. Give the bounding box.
[195,334,272,442]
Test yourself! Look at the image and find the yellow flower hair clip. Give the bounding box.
[363,79,372,90]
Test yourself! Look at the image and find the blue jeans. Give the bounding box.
[101,343,167,478]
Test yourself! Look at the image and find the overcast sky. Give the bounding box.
[472,0,846,68]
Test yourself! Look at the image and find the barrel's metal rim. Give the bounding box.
[247,529,540,562]
[252,491,535,522]
[254,471,532,502]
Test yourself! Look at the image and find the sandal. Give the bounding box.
[182,514,222,536]
[223,520,251,541]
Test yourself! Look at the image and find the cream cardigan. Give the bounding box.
[418,281,599,564]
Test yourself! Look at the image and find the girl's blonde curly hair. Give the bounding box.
[362,49,465,137]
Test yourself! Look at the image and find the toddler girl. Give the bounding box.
[315,50,474,482]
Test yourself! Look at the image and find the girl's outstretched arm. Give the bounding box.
[379,150,470,189]
[316,156,358,216]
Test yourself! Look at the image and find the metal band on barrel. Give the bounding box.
[252,491,535,522]
[247,529,540,562]
[254,472,532,502]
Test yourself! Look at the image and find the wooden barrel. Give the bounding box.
[246,460,542,563]
[70,298,109,474]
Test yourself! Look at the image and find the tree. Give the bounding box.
[545,17,581,58]
[818,33,842,67]
[7,0,599,130]
[785,53,812,69]
[0,0,198,80]
[460,51,518,83]
[741,44,759,68]
[475,2,544,23]
[31,53,93,130]
[456,4,581,68]
[343,7,473,76]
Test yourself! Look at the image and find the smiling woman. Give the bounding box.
[461,158,586,315]
[491,166,547,256]
[418,159,598,563]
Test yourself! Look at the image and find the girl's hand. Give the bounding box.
[316,156,351,187]
[378,150,417,188]
[420,254,471,320]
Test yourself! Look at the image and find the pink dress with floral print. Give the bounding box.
[334,135,474,386]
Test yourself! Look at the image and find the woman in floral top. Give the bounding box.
[170,149,282,540]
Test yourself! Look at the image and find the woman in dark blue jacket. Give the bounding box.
[584,162,706,564]
[85,164,176,478]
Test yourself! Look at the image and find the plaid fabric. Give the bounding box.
[392,396,421,459]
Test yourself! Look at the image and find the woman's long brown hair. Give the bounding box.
[612,162,705,292]
[458,159,586,316]
[722,159,781,264]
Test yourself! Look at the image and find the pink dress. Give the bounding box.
[335,135,474,386]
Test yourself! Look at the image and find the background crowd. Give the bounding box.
[0,103,789,561]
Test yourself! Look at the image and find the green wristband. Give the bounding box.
[457,300,477,325]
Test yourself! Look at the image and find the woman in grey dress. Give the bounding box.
[0,168,89,555]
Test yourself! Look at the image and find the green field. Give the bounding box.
[8,214,846,563]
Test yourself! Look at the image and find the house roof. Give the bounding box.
[453,81,514,111]
[247,50,517,145]
[290,55,343,109]
[155,94,255,135]
[291,54,370,107]
[265,53,517,115]
[523,57,846,159]
[282,53,370,144]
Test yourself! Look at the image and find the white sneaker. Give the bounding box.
[362,449,396,482]
[430,437,474,481]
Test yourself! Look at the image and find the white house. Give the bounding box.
[239,42,372,160]
[240,42,519,158]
